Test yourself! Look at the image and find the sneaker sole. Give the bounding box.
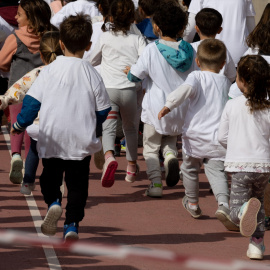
[65,231,79,241]
[9,159,23,184]
[101,161,118,188]
[182,196,202,219]
[247,250,263,260]
[165,158,180,187]
[41,205,63,236]
[240,198,261,237]
[215,210,239,231]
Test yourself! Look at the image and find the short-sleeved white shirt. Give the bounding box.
[178,71,231,159]
[27,56,111,160]
[191,40,236,82]
[130,42,197,135]
[50,0,99,29]
[189,0,255,65]
[89,30,146,89]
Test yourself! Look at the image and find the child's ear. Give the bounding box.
[195,25,199,33]
[59,40,65,53]
[220,60,226,70]
[195,57,201,68]
[217,26,223,34]
[152,23,160,36]
[85,41,92,52]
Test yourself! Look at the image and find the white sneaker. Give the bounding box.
[41,200,63,236]
[9,154,23,184]
[20,182,36,195]
[164,154,179,187]
[145,182,163,198]
[247,237,265,260]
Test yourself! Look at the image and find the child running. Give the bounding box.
[11,13,111,240]
[0,31,63,195]
[218,55,270,260]
[90,0,147,187]
[158,39,236,231]
[191,8,236,83]
[126,1,195,197]
[0,0,55,184]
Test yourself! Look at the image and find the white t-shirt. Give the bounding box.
[27,56,111,160]
[188,0,255,65]
[166,71,231,159]
[228,47,270,98]
[89,30,146,89]
[50,0,99,29]
[218,95,270,172]
[191,40,236,83]
[131,42,196,135]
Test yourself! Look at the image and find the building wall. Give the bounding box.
[253,0,270,23]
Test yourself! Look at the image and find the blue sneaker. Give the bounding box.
[41,199,62,236]
[64,222,79,241]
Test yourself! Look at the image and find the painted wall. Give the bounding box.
[253,0,270,23]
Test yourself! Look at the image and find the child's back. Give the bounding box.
[179,70,230,158]
[28,56,109,159]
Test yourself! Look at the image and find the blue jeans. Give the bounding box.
[23,138,39,184]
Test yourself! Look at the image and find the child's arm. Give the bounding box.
[0,67,42,110]
[11,95,41,135]
[217,103,230,148]
[158,84,194,119]
[0,34,17,72]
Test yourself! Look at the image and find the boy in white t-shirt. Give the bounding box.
[191,8,236,83]
[125,2,195,197]
[184,0,255,66]
[11,14,111,240]
[159,39,238,231]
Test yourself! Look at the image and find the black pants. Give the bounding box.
[40,156,91,225]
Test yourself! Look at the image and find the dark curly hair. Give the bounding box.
[246,4,270,55]
[20,0,55,36]
[152,1,188,38]
[106,0,135,34]
[237,55,270,113]
[96,0,112,16]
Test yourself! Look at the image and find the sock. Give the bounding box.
[252,237,263,244]
[105,152,114,161]
[12,153,21,157]
[127,163,136,173]
[219,202,229,209]
[188,202,198,210]
[152,178,162,184]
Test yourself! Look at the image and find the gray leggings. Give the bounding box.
[230,172,270,238]
[102,87,138,161]
[181,150,229,205]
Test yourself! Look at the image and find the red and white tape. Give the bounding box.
[0,229,269,270]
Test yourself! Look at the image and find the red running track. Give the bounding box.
[0,126,270,270]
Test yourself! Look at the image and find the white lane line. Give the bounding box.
[2,126,62,270]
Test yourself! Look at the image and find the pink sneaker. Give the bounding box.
[125,164,140,183]
[101,157,118,188]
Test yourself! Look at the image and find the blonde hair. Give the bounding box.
[197,39,226,70]
[39,31,63,64]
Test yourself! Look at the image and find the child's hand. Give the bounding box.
[10,126,22,136]
[158,107,170,120]
[123,66,131,75]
